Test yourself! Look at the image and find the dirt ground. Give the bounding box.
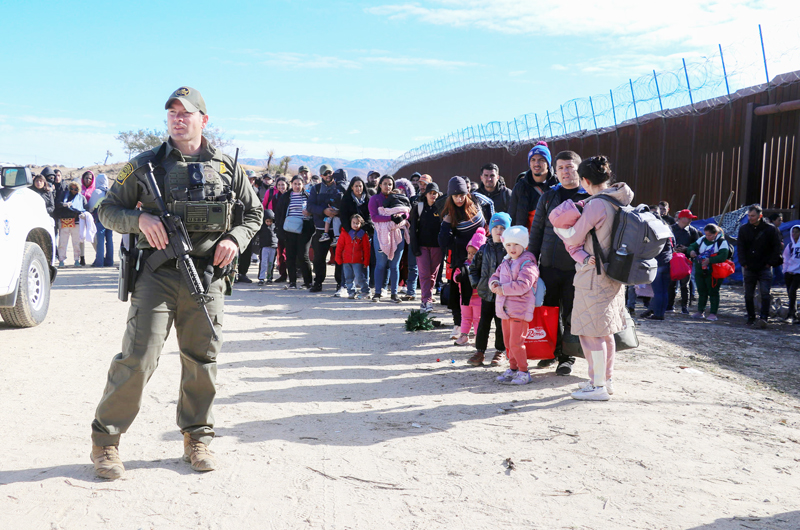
[1,253,800,530]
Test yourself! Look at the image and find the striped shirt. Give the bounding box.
[287,192,309,218]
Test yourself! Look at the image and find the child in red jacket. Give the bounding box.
[335,214,371,299]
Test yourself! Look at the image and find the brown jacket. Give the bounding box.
[561,183,634,337]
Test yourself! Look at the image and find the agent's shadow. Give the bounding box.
[0,458,194,486]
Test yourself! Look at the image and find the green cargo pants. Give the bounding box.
[91,265,224,447]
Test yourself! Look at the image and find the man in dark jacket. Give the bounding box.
[526,150,589,374]
[308,164,346,292]
[668,209,702,313]
[476,163,512,214]
[508,141,557,228]
[739,204,783,328]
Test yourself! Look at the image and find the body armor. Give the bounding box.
[165,160,235,232]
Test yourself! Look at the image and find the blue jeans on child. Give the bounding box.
[259,247,277,280]
[343,263,369,295]
[374,239,405,297]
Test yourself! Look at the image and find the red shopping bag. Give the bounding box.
[670,252,692,281]
[524,306,558,360]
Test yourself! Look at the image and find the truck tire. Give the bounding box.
[0,242,51,327]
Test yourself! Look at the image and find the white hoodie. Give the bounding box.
[783,229,800,274]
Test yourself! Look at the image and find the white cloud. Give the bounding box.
[366,1,797,49]
[348,129,361,134]
[259,52,362,69]
[364,55,477,68]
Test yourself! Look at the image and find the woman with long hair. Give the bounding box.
[274,175,314,289]
[368,175,410,302]
[551,156,632,401]
[438,176,494,340]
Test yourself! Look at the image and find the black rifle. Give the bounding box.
[134,162,219,341]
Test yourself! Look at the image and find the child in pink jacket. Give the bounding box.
[453,228,486,345]
[489,225,540,385]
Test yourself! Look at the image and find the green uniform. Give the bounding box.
[91,137,262,447]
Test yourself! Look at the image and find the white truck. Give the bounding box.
[0,166,57,327]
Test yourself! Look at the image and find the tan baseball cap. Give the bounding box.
[319,164,333,175]
[165,86,207,115]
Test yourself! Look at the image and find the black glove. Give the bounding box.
[391,214,404,224]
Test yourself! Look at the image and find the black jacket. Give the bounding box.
[527,185,590,271]
[274,190,312,241]
[477,181,512,214]
[508,170,557,227]
[738,220,783,271]
[53,189,86,220]
[258,223,278,248]
[339,186,374,236]
[409,200,442,255]
[671,223,701,250]
[469,240,506,302]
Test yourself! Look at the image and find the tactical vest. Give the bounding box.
[162,157,235,233]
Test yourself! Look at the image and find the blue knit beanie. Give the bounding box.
[489,212,512,231]
[527,141,551,166]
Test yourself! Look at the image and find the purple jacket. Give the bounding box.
[490,250,539,321]
[368,193,392,222]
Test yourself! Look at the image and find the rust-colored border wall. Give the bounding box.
[396,81,800,220]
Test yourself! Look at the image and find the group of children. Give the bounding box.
[254,207,371,299]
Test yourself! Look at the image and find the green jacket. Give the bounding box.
[687,234,730,275]
[99,138,262,257]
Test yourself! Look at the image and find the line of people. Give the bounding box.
[30,166,114,267]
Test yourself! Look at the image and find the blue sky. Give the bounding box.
[0,0,797,167]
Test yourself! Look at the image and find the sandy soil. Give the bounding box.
[1,253,800,530]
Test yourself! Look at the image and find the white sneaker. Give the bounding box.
[449,326,460,340]
[578,379,614,395]
[420,302,431,313]
[348,292,356,299]
[571,383,611,401]
[496,369,517,383]
[510,371,532,385]
[426,301,434,312]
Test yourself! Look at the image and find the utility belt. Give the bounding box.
[118,243,236,301]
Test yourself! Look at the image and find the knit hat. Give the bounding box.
[527,141,551,166]
[489,212,512,231]
[263,208,275,220]
[502,225,529,249]
[447,176,469,196]
[468,227,487,250]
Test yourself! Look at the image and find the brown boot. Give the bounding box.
[490,350,505,366]
[183,433,216,472]
[467,351,485,366]
[91,445,124,480]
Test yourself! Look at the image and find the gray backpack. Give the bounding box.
[589,195,672,285]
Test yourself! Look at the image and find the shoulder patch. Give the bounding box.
[116,162,136,185]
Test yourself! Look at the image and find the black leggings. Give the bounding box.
[283,222,313,285]
[475,299,505,353]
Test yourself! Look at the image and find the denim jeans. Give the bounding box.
[744,267,773,319]
[650,264,671,318]
[92,217,114,267]
[343,263,369,295]
[405,249,418,296]
[374,239,405,296]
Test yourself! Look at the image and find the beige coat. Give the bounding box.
[562,183,634,337]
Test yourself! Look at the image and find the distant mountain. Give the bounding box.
[241,155,393,177]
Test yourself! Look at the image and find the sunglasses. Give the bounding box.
[322,171,333,177]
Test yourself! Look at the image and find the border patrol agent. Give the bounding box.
[90,87,262,479]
